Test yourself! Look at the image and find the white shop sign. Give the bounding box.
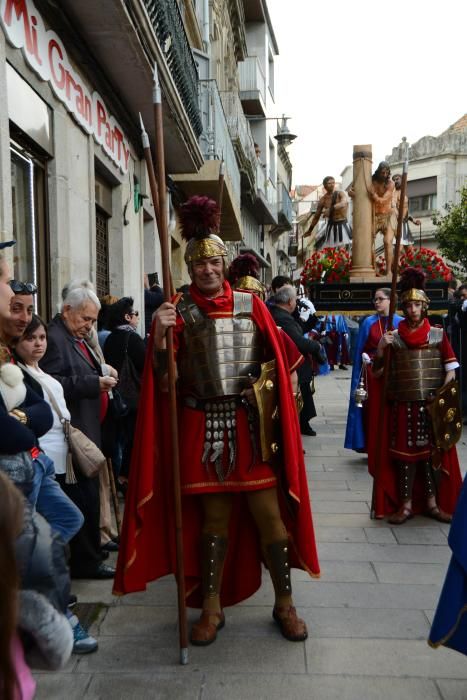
[0,0,130,173]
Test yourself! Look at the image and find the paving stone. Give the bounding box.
[296,560,377,583]
[118,578,178,607]
[312,489,372,501]
[99,605,179,636]
[305,639,467,679]
[306,607,430,640]
[315,526,367,543]
[313,500,370,514]
[291,580,441,610]
[308,480,349,490]
[202,674,441,700]
[373,562,447,585]
[437,679,467,699]
[393,527,448,546]
[34,673,91,699]
[425,610,436,624]
[318,542,451,564]
[70,579,116,605]
[86,672,203,699]
[364,528,397,544]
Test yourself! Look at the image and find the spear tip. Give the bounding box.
[152,61,162,104]
[139,112,145,131]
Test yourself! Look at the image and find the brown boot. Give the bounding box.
[273,605,308,642]
[425,506,452,524]
[266,540,308,642]
[190,610,225,646]
[190,533,228,647]
[388,505,413,525]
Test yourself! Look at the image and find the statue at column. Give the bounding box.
[305,176,352,249]
[370,161,396,273]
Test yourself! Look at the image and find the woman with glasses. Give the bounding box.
[344,289,403,503]
[103,297,146,489]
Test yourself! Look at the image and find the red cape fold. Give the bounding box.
[113,288,320,605]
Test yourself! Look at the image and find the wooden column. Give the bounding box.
[350,144,375,279]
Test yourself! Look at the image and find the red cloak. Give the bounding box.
[113,283,319,606]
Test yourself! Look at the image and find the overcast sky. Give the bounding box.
[267,0,466,186]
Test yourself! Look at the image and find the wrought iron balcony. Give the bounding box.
[142,0,202,137]
[219,91,257,196]
[239,56,266,116]
[198,80,241,206]
[278,183,293,228]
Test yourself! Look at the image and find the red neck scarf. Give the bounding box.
[188,280,233,314]
[398,317,431,348]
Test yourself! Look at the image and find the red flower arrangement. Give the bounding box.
[301,247,351,284]
[376,247,451,282]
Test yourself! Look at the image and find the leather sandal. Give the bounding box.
[388,506,413,525]
[425,506,452,524]
[273,605,308,642]
[190,610,225,646]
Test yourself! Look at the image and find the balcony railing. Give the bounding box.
[239,56,266,104]
[198,80,241,206]
[219,91,257,176]
[278,183,293,226]
[266,178,277,212]
[256,161,266,195]
[143,0,203,137]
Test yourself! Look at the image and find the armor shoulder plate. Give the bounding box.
[428,326,444,345]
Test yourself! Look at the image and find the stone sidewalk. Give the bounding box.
[35,371,467,700]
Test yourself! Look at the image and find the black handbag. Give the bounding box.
[118,333,141,410]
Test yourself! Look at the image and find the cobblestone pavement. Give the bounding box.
[35,371,467,700]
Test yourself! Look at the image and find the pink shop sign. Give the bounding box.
[1,0,131,173]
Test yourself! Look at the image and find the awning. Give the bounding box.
[239,247,271,267]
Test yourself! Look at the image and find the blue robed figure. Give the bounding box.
[429,473,467,655]
[344,312,402,451]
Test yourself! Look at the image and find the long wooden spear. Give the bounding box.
[371,148,409,518]
[139,112,161,231]
[152,62,188,665]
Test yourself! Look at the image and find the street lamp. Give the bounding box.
[274,115,297,148]
[244,114,297,148]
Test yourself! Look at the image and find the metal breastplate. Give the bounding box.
[178,291,262,399]
[387,327,444,402]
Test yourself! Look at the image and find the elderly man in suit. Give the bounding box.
[270,284,323,436]
[41,286,117,579]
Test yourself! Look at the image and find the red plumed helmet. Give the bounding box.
[229,254,260,284]
[179,196,220,240]
[399,266,426,293]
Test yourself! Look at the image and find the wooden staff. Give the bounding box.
[371,152,409,518]
[106,458,122,537]
[138,112,161,232]
[152,62,188,665]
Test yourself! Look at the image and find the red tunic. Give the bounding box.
[368,318,462,517]
[113,281,320,606]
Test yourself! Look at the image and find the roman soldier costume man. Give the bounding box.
[372,268,462,524]
[114,197,319,646]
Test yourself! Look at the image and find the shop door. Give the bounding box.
[10,142,49,317]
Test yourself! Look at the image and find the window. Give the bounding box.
[10,141,49,317]
[409,193,437,214]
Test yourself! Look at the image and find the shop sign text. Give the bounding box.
[1,0,130,173]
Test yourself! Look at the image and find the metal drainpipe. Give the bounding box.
[203,0,210,53]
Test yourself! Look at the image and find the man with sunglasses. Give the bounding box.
[2,280,37,345]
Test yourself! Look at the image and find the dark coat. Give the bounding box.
[0,385,52,454]
[270,305,322,384]
[40,315,103,447]
[103,329,146,377]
